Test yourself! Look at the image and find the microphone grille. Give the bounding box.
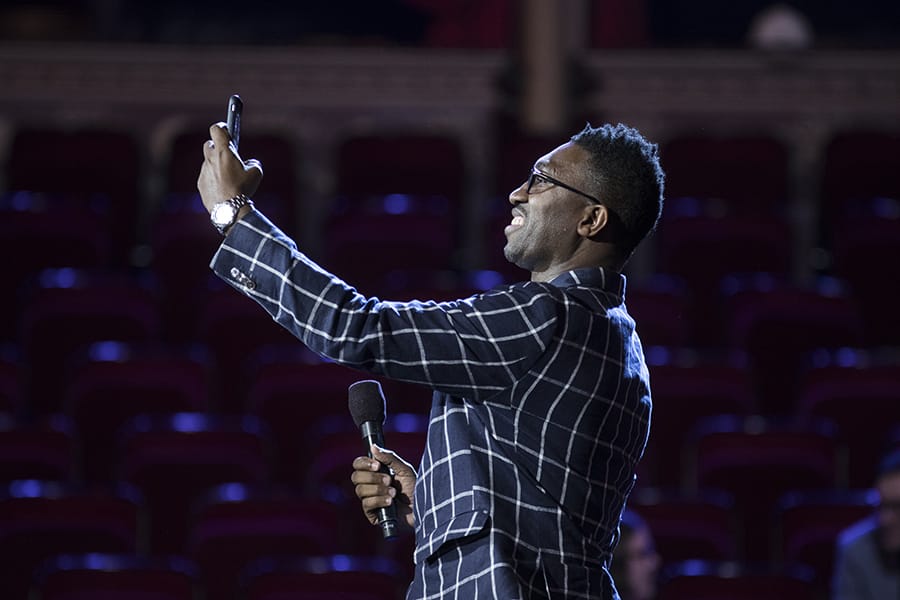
[348,380,386,427]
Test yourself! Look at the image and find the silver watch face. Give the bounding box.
[211,202,237,227]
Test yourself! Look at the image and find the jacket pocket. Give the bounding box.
[415,509,491,565]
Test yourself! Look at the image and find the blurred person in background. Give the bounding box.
[832,448,900,599]
[610,509,661,600]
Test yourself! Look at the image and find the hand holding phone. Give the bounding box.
[226,94,243,151]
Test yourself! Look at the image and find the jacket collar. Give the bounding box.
[547,267,626,298]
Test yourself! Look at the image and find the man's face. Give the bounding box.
[503,142,596,277]
[877,470,900,551]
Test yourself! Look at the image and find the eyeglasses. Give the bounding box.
[526,168,602,205]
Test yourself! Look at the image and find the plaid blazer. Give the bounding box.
[211,210,652,599]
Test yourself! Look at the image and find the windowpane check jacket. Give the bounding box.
[210,210,652,600]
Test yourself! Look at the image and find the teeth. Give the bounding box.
[511,216,524,226]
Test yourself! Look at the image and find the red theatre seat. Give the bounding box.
[659,560,816,600]
[628,487,738,563]
[31,553,199,600]
[64,341,211,484]
[118,413,272,554]
[685,415,842,562]
[774,489,876,597]
[0,481,142,599]
[240,554,406,600]
[796,349,900,488]
[188,484,342,600]
[19,269,161,417]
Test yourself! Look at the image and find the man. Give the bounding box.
[833,449,900,599]
[199,121,664,599]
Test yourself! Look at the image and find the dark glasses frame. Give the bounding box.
[526,168,602,205]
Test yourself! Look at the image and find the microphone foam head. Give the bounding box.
[348,380,386,427]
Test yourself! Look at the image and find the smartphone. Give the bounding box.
[226,94,243,151]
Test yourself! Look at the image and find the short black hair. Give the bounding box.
[570,123,665,258]
[878,448,900,480]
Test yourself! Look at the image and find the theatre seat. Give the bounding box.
[723,275,863,414]
[188,484,341,600]
[0,480,142,599]
[626,276,691,348]
[685,415,842,562]
[628,487,738,563]
[31,553,199,600]
[0,210,109,343]
[6,127,141,262]
[818,129,900,247]
[0,347,24,419]
[656,216,792,346]
[64,341,211,484]
[118,413,272,554]
[193,288,302,413]
[659,560,816,600]
[322,214,459,296]
[774,489,876,597]
[639,347,754,488]
[831,213,900,346]
[0,414,76,485]
[20,269,161,417]
[660,134,790,215]
[241,554,406,600]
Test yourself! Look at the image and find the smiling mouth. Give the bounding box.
[504,214,525,235]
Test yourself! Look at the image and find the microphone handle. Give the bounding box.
[360,421,398,540]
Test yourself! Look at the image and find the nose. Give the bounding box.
[509,180,528,205]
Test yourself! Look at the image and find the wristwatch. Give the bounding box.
[210,194,253,235]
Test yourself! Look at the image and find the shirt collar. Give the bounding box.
[547,267,626,298]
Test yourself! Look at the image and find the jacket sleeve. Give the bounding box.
[210,209,562,402]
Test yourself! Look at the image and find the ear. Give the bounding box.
[577,204,609,239]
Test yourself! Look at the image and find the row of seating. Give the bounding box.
[27,552,407,600]
[6,128,898,221]
[3,126,898,257]
[4,211,897,345]
[3,339,898,484]
[0,477,409,599]
[10,553,845,600]
[632,488,877,600]
[642,347,900,489]
[4,377,899,484]
[0,405,895,550]
[2,267,897,411]
[4,127,899,347]
[0,474,878,600]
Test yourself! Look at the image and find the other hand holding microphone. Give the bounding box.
[351,444,416,531]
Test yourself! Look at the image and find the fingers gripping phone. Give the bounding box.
[226,94,242,151]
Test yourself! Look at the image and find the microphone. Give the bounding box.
[348,380,398,540]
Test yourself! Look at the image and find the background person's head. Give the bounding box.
[876,448,900,553]
[569,123,665,264]
[612,509,661,600]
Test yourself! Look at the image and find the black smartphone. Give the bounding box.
[226,94,243,151]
